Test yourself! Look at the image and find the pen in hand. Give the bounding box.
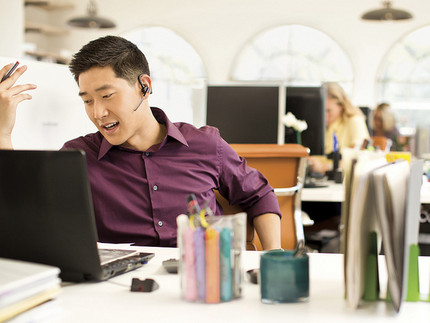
[1,61,19,83]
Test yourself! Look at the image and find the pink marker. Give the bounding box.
[183,227,197,301]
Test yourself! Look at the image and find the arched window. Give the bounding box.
[377,25,430,129]
[121,26,206,126]
[231,24,353,92]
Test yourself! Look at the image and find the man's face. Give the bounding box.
[78,66,144,148]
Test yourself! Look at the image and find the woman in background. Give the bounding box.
[370,102,399,151]
[324,82,369,155]
[309,82,370,174]
[304,83,369,252]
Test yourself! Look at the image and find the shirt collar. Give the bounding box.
[327,117,343,132]
[97,107,189,160]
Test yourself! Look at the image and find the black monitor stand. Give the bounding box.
[325,151,342,183]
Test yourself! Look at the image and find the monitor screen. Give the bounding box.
[206,86,279,144]
[284,86,326,156]
[359,106,371,132]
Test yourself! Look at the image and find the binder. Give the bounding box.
[343,152,429,312]
[371,160,410,312]
[404,160,424,302]
[344,155,386,309]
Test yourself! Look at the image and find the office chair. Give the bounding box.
[215,144,309,251]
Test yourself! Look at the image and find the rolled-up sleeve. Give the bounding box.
[216,137,281,223]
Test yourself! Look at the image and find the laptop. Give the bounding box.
[0,149,154,282]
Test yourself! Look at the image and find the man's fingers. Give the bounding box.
[14,93,33,104]
[0,63,15,79]
[0,65,28,88]
[5,65,28,85]
[8,83,37,97]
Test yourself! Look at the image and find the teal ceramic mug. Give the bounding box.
[260,250,309,303]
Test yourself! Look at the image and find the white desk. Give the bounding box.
[301,181,344,202]
[302,180,430,204]
[14,247,430,323]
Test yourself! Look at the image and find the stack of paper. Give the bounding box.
[0,258,61,322]
[342,149,423,312]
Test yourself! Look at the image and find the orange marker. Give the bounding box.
[205,226,220,303]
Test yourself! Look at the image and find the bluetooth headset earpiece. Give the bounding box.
[133,73,152,112]
[138,77,149,96]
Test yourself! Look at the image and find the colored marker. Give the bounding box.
[183,227,197,301]
[193,227,206,301]
[220,227,233,301]
[205,226,220,303]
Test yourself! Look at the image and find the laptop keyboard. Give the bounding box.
[98,249,140,265]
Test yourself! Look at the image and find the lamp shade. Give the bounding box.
[361,1,413,21]
[67,16,116,29]
[67,0,116,29]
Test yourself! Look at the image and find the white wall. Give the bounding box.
[0,0,24,57]
[21,0,428,109]
[0,57,96,150]
[2,0,430,142]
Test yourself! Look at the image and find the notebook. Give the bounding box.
[0,149,154,282]
[0,257,61,322]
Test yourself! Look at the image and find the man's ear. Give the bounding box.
[138,74,152,96]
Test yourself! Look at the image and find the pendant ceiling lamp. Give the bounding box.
[361,1,413,21]
[67,0,116,29]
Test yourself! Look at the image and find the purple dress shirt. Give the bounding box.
[61,107,281,246]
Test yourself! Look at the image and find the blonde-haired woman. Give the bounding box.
[304,83,369,251]
[309,82,369,174]
[324,82,369,154]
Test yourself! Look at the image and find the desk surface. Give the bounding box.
[301,181,345,202]
[302,180,430,204]
[15,246,430,323]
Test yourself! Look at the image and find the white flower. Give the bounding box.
[296,120,308,132]
[282,112,297,127]
[281,112,308,132]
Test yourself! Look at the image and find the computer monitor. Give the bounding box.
[359,106,371,132]
[206,86,279,144]
[284,86,326,156]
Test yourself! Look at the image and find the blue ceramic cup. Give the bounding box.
[260,250,309,303]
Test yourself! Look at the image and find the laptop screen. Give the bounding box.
[0,150,109,281]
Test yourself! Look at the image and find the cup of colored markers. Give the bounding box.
[177,194,246,303]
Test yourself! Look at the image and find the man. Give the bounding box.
[0,36,281,249]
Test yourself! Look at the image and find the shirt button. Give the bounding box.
[158,221,163,227]
[145,152,150,156]
[153,185,158,191]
